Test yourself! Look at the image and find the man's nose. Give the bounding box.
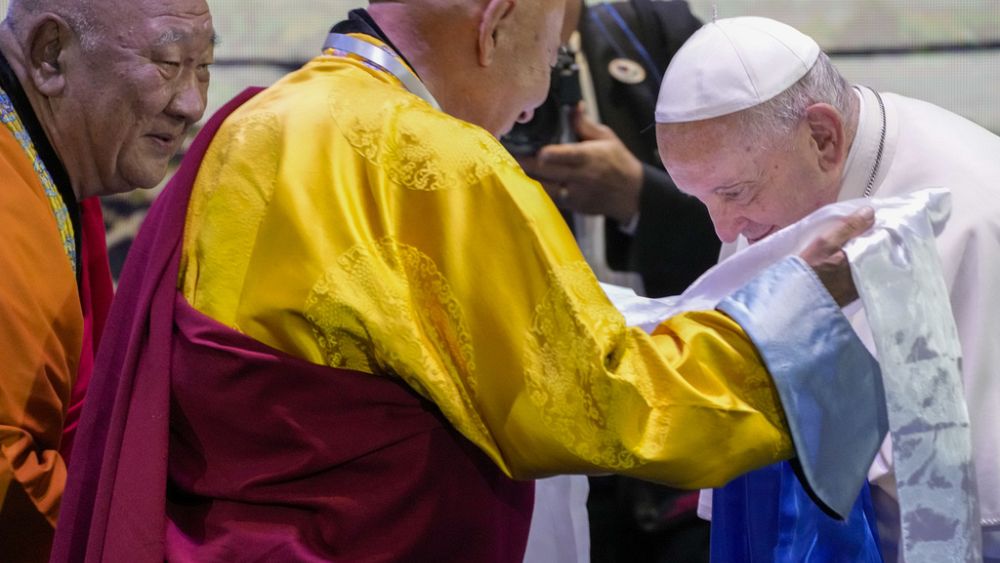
[167,73,209,125]
[708,203,746,244]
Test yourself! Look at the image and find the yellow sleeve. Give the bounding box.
[398,162,791,489]
[180,59,791,489]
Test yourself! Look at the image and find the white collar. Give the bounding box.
[839,86,890,202]
[323,33,442,111]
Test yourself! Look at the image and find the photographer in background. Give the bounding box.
[511,1,718,561]
[517,0,719,299]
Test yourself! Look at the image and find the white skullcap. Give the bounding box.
[655,16,820,123]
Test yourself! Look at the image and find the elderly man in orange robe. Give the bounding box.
[0,0,214,559]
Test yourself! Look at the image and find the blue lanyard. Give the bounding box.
[589,3,663,85]
[322,33,441,111]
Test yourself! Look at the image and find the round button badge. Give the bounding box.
[608,58,647,85]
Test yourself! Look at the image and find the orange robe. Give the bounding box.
[0,112,82,561]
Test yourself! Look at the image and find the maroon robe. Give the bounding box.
[61,197,114,464]
[52,88,534,562]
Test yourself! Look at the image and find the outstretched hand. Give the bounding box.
[799,207,876,307]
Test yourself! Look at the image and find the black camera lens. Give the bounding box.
[501,95,562,157]
[501,46,581,156]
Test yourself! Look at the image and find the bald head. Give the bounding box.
[5,0,94,27]
[5,0,95,45]
[561,0,582,43]
[368,0,566,136]
[0,0,214,198]
[6,0,214,47]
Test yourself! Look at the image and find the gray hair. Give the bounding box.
[736,52,855,147]
[5,0,100,51]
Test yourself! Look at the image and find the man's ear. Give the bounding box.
[478,0,515,67]
[26,16,73,97]
[805,103,847,172]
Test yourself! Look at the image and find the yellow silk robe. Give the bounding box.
[179,43,792,488]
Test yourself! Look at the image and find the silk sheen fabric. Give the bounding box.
[607,189,977,561]
[721,87,1000,541]
[178,46,801,487]
[846,189,979,561]
[52,89,534,562]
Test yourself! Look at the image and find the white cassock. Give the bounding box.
[711,85,1000,559]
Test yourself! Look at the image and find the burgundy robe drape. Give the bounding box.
[61,197,114,464]
[53,88,534,563]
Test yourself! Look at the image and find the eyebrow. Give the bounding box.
[154,28,220,47]
[712,181,751,194]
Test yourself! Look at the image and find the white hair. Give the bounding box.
[4,0,100,51]
[68,6,100,51]
[736,53,855,147]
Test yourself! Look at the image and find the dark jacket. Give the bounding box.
[580,0,720,297]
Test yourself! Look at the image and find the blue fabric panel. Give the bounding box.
[710,461,883,562]
[717,256,887,519]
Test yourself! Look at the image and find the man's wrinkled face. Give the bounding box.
[657,117,837,244]
[61,0,213,194]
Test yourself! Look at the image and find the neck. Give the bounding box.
[367,4,478,128]
[367,7,438,95]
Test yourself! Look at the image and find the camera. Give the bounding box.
[501,45,582,156]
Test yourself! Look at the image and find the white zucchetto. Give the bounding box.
[655,16,820,123]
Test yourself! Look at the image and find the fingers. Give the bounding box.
[800,206,875,263]
[798,206,876,308]
[823,206,876,249]
[532,146,595,186]
[802,207,875,259]
[537,143,588,167]
[574,110,615,142]
[520,146,587,189]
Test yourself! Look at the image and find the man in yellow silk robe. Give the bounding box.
[0,0,213,560]
[180,14,863,487]
[54,2,883,561]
